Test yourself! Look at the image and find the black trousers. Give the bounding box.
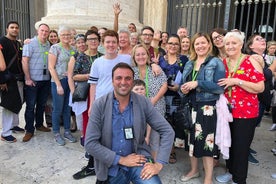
[226,118,257,184]
[272,106,276,124]
[96,179,109,184]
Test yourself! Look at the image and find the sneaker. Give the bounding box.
[84,152,90,160]
[248,153,259,165]
[22,132,34,142]
[55,133,65,146]
[64,132,77,143]
[249,148,257,156]
[269,124,276,131]
[215,172,232,183]
[72,166,95,180]
[1,135,17,143]
[271,148,276,153]
[36,125,51,132]
[10,126,25,133]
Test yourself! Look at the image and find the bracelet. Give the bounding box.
[238,80,243,86]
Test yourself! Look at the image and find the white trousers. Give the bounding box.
[1,108,19,136]
[76,114,83,131]
[1,81,24,137]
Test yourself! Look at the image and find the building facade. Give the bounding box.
[0,0,275,41]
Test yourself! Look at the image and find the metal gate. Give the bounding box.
[167,0,276,41]
[0,0,30,40]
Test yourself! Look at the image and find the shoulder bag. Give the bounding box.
[173,97,193,130]
[72,81,90,102]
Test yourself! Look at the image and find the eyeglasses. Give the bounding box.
[87,37,99,42]
[142,33,153,37]
[167,42,179,46]
[212,34,223,41]
[60,34,71,37]
[255,37,266,41]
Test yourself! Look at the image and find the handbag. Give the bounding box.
[173,100,193,130]
[72,81,90,102]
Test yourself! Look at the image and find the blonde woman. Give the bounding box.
[180,33,225,184]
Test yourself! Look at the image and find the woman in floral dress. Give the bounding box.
[179,33,225,184]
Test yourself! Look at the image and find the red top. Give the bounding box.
[223,56,265,119]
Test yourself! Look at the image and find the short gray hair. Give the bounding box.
[130,32,139,38]
[118,29,130,41]
[58,25,72,35]
[119,29,130,36]
[223,31,245,45]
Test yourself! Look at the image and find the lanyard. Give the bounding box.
[139,66,149,97]
[59,43,75,59]
[227,54,243,97]
[89,52,99,64]
[192,60,198,81]
[37,38,48,66]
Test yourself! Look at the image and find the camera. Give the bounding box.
[167,75,174,86]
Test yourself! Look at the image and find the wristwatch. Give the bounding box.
[239,80,243,86]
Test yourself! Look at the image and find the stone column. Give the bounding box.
[143,0,168,32]
[36,0,142,33]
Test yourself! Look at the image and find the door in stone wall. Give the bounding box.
[0,0,30,41]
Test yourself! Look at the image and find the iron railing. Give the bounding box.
[168,0,275,41]
[0,0,30,40]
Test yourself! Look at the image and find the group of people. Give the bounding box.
[1,3,276,184]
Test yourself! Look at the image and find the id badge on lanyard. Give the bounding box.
[124,127,134,140]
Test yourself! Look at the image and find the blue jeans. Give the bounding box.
[24,80,50,133]
[51,78,71,134]
[108,167,162,184]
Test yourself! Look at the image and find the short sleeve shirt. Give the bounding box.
[22,36,50,81]
[223,56,265,118]
[49,43,76,81]
[133,66,167,115]
[88,54,131,99]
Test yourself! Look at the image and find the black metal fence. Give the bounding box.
[167,0,275,41]
[0,0,30,40]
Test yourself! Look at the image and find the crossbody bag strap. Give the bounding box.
[6,41,21,70]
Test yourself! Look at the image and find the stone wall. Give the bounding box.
[143,0,167,32]
[35,0,167,33]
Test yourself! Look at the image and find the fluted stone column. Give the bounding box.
[36,0,142,33]
[143,0,167,32]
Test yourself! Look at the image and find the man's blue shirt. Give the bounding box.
[108,95,133,177]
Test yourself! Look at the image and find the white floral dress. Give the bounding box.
[189,101,218,158]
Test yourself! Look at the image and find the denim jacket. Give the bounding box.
[180,56,225,102]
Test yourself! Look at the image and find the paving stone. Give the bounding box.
[0,107,275,183]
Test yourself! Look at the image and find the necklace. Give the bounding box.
[227,54,243,97]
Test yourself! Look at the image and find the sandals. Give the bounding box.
[169,152,177,164]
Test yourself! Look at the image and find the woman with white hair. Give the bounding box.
[118,29,132,55]
[48,25,77,146]
[216,30,265,184]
